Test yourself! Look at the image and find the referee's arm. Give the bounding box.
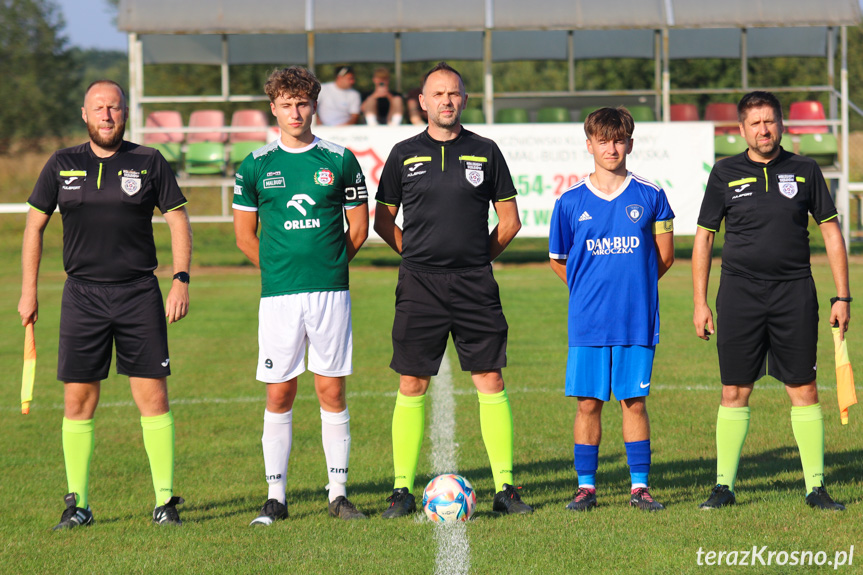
[692,226,716,340]
[164,206,192,324]
[820,218,851,336]
[489,199,521,261]
[18,208,52,326]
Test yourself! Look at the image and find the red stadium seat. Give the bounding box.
[670,103,699,122]
[788,100,828,134]
[143,111,184,144]
[188,110,227,143]
[704,103,738,135]
[230,109,270,142]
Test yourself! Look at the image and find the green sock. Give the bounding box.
[62,417,95,508]
[715,405,750,491]
[141,411,175,506]
[392,392,425,491]
[791,403,825,493]
[477,389,515,492]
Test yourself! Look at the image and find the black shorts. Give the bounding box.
[58,275,170,382]
[716,273,818,385]
[390,263,508,376]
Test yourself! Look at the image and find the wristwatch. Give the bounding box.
[830,296,852,305]
[173,271,190,284]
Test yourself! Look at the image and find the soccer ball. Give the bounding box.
[422,473,477,522]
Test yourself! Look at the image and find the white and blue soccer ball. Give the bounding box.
[422,473,477,522]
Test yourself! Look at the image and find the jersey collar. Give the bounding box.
[278,136,319,154]
[584,171,632,202]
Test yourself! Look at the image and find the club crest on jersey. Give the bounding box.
[464,160,484,187]
[777,174,798,198]
[315,168,334,186]
[120,169,142,196]
[625,204,644,223]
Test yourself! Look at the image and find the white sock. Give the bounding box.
[321,407,351,502]
[262,409,292,504]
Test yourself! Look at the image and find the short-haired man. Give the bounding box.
[549,107,675,512]
[233,66,369,524]
[360,67,404,126]
[693,91,850,510]
[374,62,532,517]
[19,80,192,529]
[316,66,361,126]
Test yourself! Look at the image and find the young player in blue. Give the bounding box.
[549,107,675,512]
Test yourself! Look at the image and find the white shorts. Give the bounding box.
[257,290,353,383]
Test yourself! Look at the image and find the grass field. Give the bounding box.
[1,217,861,575]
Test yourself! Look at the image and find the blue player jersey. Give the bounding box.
[549,172,675,347]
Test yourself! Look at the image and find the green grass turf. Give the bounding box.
[1,217,861,574]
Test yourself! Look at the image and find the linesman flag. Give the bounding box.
[21,323,35,415]
[832,324,857,425]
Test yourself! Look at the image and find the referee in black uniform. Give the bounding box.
[374,62,532,517]
[692,91,850,511]
[19,80,192,528]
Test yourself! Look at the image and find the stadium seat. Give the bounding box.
[185,142,226,175]
[188,110,227,143]
[537,107,571,123]
[628,105,656,122]
[143,111,184,144]
[788,100,828,134]
[670,103,699,121]
[714,134,747,159]
[798,133,838,167]
[704,103,738,135]
[151,143,182,170]
[230,109,270,142]
[229,140,266,172]
[495,108,529,124]
[460,108,485,124]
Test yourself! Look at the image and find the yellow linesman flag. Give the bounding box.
[21,323,35,415]
[832,325,857,425]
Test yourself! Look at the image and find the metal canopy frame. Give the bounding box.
[119,0,861,243]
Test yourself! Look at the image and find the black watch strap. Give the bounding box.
[173,271,190,284]
[830,296,852,305]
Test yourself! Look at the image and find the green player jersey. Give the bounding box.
[233,137,368,297]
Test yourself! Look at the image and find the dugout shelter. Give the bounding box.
[116,0,861,243]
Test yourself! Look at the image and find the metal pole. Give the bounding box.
[741,28,748,90]
[395,33,403,93]
[828,27,837,128]
[662,29,670,123]
[221,35,229,100]
[128,33,143,144]
[840,26,851,251]
[568,31,575,93]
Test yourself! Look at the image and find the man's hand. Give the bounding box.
[693,302,715,340]
[165,281,189,324]
[18,292,38,326]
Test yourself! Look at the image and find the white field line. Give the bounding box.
[5,383,829,414]
[428,353,470,575]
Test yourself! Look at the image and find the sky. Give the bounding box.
[55,0,127,52]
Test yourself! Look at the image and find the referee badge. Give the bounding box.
[120,170,142,196]
[777,174,798,198]
[625,204,644,223]
[465,168,484,187]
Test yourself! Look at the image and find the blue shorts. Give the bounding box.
[565,345,656,401]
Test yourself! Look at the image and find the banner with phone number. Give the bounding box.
[313,122,714,237]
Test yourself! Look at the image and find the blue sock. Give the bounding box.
[574,444,599,488]
[625,439,651,488]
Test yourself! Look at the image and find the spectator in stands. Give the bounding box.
[405,87,427,125]
[360,68,404,126]
[317,66,361,126]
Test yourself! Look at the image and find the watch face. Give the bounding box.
[173,272,190,283]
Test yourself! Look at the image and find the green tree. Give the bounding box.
[0,0,79,152]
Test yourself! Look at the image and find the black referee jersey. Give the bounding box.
[376,128,517,269]
[28,141,187,283]
[697,148,838,281]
